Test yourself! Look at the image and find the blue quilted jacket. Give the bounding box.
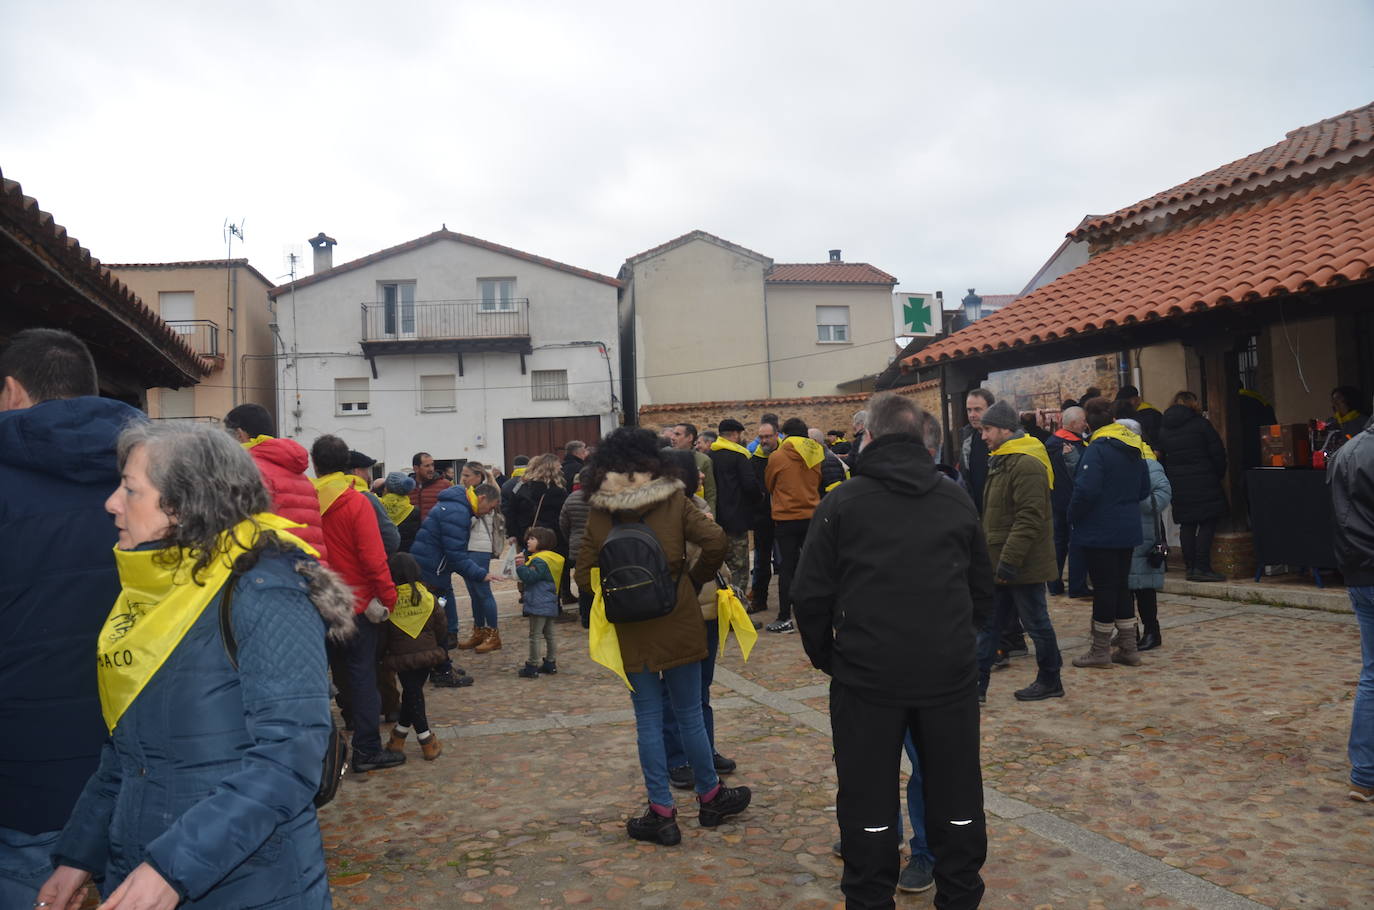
[1068,436,1150,548]
[410,486,491,588]
[52,549,334,908]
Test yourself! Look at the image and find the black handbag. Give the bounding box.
[1146,493,1170,569]
[219,574,348,808]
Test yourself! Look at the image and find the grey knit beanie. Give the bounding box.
[980,400,1020,431]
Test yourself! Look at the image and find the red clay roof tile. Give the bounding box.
[766,262,897,285]
[906,169,1374,368]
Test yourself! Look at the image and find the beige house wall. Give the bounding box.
[764,284,896,396]
[110,264,276,421]
[628,239,770,406]
[1137,341,1189,409]
[1266,315,1339,424]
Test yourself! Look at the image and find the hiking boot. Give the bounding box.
[385,727,407,753]
[430,668,474,688]
[1112,619,1142,667]
[539,658,558,674]
[669,765,693,790]
[353,750,406,772]
[517,662,540,679]
[698,785,751,827]
[713,752,736,774]
[1349,780,1374,802]
[765,619,795,634]
[1014,677,1065,701]
[419,733,442,761]
[897,855,935,893]
[474,629,503,653]
[1072,621,1115,669]
[456,627,486,650]
[627,806,681,845]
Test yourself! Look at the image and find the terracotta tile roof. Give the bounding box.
[0,167,211,382]
[625,229,773,267]
[107,258,275,288]
[906,168,1374,367]
[270,229,620,298]
[1076,101,1374,238]
[767,262,898,285]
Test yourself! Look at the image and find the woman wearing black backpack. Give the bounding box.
[575,427,751,845]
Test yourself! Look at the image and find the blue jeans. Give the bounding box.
[895,732,933,861]
[663,620,719,768]
[465,577,499,628]
[977,583,1062,692]
[1350,586,1374,788]
[0,825,59,907]
[627,662,719,806]
[435,585,458,637]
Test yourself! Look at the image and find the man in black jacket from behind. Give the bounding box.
[794,392,992,910]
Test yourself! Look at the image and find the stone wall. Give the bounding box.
[985,354,1121,411]
[638,381,941,438]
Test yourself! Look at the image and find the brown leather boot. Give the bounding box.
[456,627,486,650]
[1112,619,1142,666]
[474,627,502,653]
[1071,622,1115,669]
[385,727,407,753]
[420,733,443,761]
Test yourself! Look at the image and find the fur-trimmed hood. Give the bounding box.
[588,471,683,515]
[294,558,356,642]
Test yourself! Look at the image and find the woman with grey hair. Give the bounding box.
[38,421,353,910]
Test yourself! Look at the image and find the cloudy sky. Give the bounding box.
[4,1,1372,300]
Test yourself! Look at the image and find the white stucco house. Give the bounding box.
[269,229,622,475]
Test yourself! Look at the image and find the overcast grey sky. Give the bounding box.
[4,1,1372,299]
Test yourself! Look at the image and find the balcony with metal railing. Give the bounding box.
[359,299,533,357]
[165,320,222,365]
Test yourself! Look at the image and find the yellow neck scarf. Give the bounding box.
[1239,388,1272,408]
[782,435,825,469]
[380,492,415,525]
[529,550,566,595]
[465,485,480,513]
[1089,422,1147,456]
[711,437,751,457]
[347,474,369,492]
[312,472,354,514]
[511,466,527,478]
[1337,408,1364,425]
[97,513,318,733]
[242,435,272,450]
[390,582,436,639]
[991,434,1054,489]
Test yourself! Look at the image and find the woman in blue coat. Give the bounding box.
[1069,398,1151,670]
[38,422,354,910]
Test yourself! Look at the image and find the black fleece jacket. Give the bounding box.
[792,434,994,707]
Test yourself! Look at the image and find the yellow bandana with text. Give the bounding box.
[97,514,318,733]
[380,492,415,525]
[991,434,1054,489]
[782,435,825,469]
[390,582,436,639]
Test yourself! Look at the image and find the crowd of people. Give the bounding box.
[3,324,1372,910]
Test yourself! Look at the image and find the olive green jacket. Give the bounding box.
[981,436,1057,585]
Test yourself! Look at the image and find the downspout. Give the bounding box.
[762,285,774,397]
[230,264,240,406]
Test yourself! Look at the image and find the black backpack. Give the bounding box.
[599,512,680,623]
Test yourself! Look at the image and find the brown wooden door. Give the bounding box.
[502,416,604,474]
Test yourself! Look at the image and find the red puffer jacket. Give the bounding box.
[246,437,329,564]
[322,487,397,613]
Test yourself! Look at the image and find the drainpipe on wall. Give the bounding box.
[230,264,240,406]
[762,287,774,398]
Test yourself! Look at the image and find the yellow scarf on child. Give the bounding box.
[97,514,317,733]
[380,492,415,525]
[390,582,436,639]
[529,550,565,595]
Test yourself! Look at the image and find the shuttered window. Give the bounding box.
[420,374,456,412]
[531,369,569,401]
[335,377,370,415]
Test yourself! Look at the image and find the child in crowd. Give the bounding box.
[516,526,561,678]
[382,552,449,760]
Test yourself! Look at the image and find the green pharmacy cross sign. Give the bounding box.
[902,295,932,334]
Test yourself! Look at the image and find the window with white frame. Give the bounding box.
[531,369,569,401]
[420,374,456,412]
[335,377,370,415]
[159,387,195,419]
[479,277,516,311]
[380,282,416,335]
[816,305,850,343]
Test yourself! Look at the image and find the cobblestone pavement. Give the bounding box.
[319,581,1374,909]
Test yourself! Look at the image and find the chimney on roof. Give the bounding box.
[308,232,337,274]
[829,249,842,262]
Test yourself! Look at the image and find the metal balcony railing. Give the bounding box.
[360,299,530,342]
[165,320,221,357]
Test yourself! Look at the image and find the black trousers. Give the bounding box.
[1083,547,1134,623]
[831,681,986,910]
[774,518,810,622]
[751,519,775,606]
[1179,519,1217,572]
[397,667,431,735]
[1134,587,1159,632]
[343,615,383,754]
